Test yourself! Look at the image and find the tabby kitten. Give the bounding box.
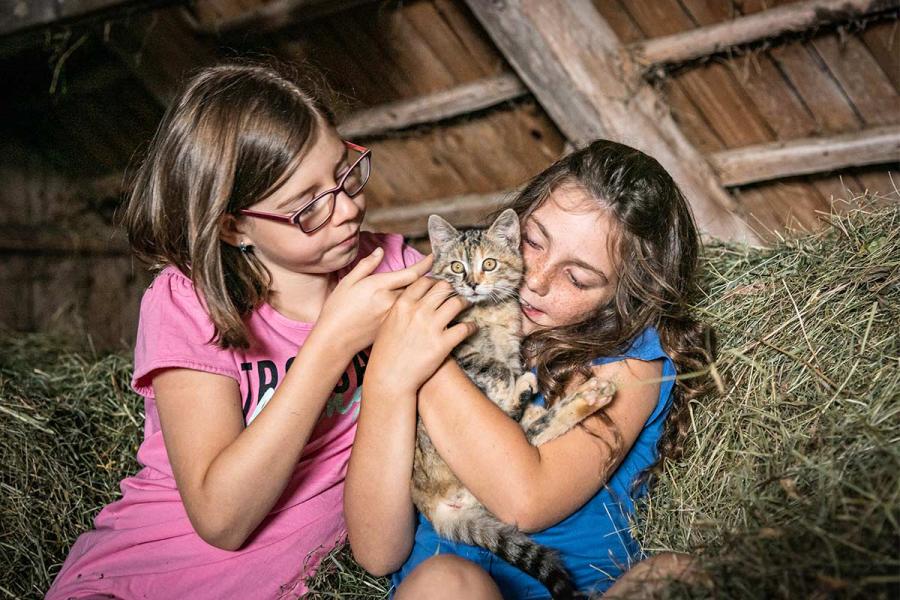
[411,209,615,600]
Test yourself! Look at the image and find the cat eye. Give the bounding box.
[450,261,466,274]
[482,258,497,271]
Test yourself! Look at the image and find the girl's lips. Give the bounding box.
[335,230,359,249]
[520,298,545,321]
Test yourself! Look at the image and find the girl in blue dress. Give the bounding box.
[345,140,715,598]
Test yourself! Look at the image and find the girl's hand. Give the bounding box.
[367,276,477,398]
[316,249,434,355]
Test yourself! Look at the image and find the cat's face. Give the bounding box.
[428,209,523,304]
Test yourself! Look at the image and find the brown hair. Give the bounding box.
[120,59,334,349]
[506,140,717,473]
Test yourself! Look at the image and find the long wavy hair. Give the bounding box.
[120,59,334,349]
[506,140,718,472]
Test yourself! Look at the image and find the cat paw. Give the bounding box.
[576,378,616,408]
[515,371,538,396]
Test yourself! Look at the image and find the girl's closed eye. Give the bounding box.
[566,270,588,290]
[523,232,542,250]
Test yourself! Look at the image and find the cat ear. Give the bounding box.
[486,208,520,248]
[428,215,459,251]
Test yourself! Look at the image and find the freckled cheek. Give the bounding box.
[542,289,592,327]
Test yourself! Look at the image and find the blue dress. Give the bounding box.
[391,327,677,598]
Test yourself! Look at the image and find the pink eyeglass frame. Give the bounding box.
[238,140,371,233]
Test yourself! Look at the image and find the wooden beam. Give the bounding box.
[710,125,900,186]
[0,224,130,255]
[0,0,177,38]
[364,191,513,237]
[337,73,529,139]
[193,0,374,36]
[105,6,219,107]
[630,0,900,68]
[463,0,759,243]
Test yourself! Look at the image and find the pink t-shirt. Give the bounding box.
[47,232,423,600]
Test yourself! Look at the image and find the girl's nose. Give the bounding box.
[524,261,551,297]
[331,190,364,226]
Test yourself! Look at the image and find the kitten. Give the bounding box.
[411,209,616,600]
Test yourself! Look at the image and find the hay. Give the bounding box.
[0,336,141,598]
[635,203,900,598]
[1,203,897,599]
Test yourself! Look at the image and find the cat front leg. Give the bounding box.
[526,378,616,446]
[518,403,547,430]
[503,371,537,421]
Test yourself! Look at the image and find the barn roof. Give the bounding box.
[2,0,899,247]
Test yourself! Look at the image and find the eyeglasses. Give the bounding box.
[238,141,371,233]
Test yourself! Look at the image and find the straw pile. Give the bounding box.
[1,204,897,599]
[634,203,899,599]
[0,339,140,598]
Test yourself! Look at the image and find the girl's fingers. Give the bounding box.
[408,253,434,276]
[367,254,434,290]
[421,279,459,311]
[386,254,435,289]
[399,273,441,303]
[443,321,479,350]
[434,294,471,327]
[342,247,385,285]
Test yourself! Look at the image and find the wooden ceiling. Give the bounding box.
[2,0,898,247]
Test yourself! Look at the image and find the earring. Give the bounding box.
[239,242,252,254]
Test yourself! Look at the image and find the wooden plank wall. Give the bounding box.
[0,138,150,350]
[1,0,897,349]
[595,0,898,238]
[250,0,567,209]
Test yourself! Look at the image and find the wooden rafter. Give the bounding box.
[711,125,900,187]
[630,0,900,69]
[463,0,759,243]
[364,190,513,238]
[0,0,178,38]
[105,6,218,107]
[337,73,528,139]
[0,224,129,255]
[192,0,375,36]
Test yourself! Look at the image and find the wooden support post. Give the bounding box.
[710,125,900,186]
[630,0,900,68]
[463,0,759,243]
[337,73,528,138]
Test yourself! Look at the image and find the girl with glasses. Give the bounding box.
[46,60,442,600]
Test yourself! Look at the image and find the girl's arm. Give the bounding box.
[344,277,475,575]
[154,250,432,551]
[154,330,352,551]
[342,374,418,575]
[417,356,661,532]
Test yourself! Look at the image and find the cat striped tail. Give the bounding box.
[440,505,576,600]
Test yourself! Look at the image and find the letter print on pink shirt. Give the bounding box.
[241,349,368,425]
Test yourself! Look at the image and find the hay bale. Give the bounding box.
[1,204,897,599]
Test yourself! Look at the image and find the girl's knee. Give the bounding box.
[395,555,502,600]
